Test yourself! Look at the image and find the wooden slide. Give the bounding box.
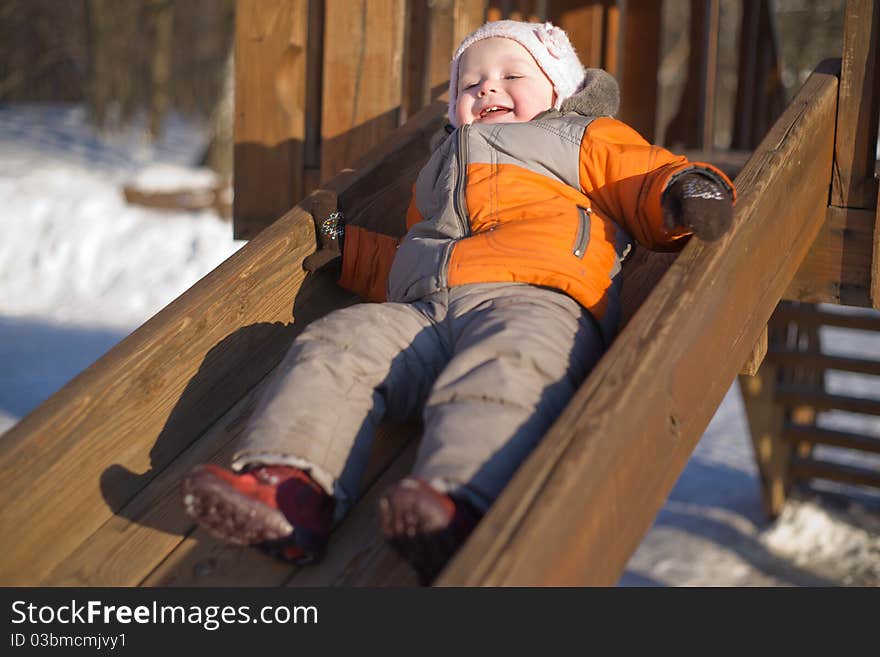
[0,45,872,585]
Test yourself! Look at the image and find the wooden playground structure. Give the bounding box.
[0,0,878,586]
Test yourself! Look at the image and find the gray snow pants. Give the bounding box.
[232,282,606,516]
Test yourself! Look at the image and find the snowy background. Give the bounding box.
[1,104,878,586]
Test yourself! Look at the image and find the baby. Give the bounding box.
[182,20,735,584]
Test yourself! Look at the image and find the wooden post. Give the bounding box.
[402,0,486,123]
[731,0,786,151]
[320,0,407,182]
[618,0,661,140]
[664,0,720,149]
[303,0,325,195]
[740,325,767,376]
[830,0,880,210]
[784,205,875,307]
[739,352,790,518]
[547,0,607,69]
[233,0,309,240]
[874,191,880,309]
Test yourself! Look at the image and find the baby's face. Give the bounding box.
[454,37,555,126]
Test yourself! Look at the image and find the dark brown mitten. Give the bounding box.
[662,170,734,242]
[303,189,344,273]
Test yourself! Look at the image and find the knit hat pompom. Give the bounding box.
[448,20,586,126]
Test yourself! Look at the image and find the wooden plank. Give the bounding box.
[437,64,839,585]
[303,0,325,194]
[874,189,880,309]
[402,0,485,123]
[790,457,880,489]
[233,0,308,239]
[830,0,880,209]
[284,440,421,587]
[783,424,880,455]
[740,326,768,376]
[664,0,720,149]
[452,1,490,61]
[618,0,661,140]
[731,0,787,151]
[320,0,407,182]
[427,0,457,101]
[43,372,278,586]
[767,349,880,376]
[785,206,875,307]
[506,1,542,22]
[680,149,752,180]
[700,0,720,149]
[0,99,448,586]
[602,2,620,78]
[775,386,880,417]
[548,0,606,69]
[0,209,314,586]
[740,360,791,518]
[771,304,880,332]
[142,421,418,587]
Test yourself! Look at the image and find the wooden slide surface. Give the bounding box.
[0,63,839,586]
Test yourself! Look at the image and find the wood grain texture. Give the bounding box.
[830,0,880,209]
[618,0,661,141]
[790,458,880,489]
[775,386,880,417]
[548,0,607,69]
[233,0,309,239]
[436,66,838,585]
[142,421,417,587]
[771,304,880,331]
[664,0,720,149]
[0,208,315,585]
[320,0,406,182]
[43,374,277,586]
[740,326,768,377]
[784,206,875,307]
[730,0,787,151]
[783,424,880,455]
[767,349,880,376]
[284,439,421,587]
[873,189,880,308]
[740,360,791,519]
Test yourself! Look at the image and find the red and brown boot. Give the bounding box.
[182,463,334,564]
[378,477,481,585]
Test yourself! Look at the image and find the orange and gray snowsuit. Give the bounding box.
[233,111,734,515]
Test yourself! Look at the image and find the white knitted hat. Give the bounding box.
[448,20,586,126]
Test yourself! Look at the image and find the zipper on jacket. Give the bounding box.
[453,124,471,237]
[573,206,591,258]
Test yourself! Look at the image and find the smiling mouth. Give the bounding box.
[478,106,512,120]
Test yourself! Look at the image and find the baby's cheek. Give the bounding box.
[455,103,475,126]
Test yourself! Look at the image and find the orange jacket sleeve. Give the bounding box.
[337,187,424,302]
[579,117,735,252]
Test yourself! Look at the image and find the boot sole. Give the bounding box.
[182,468,294,546]
[379,484,463,585]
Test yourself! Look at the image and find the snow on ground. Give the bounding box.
[1,103,878,586]
[0,104,243,433]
